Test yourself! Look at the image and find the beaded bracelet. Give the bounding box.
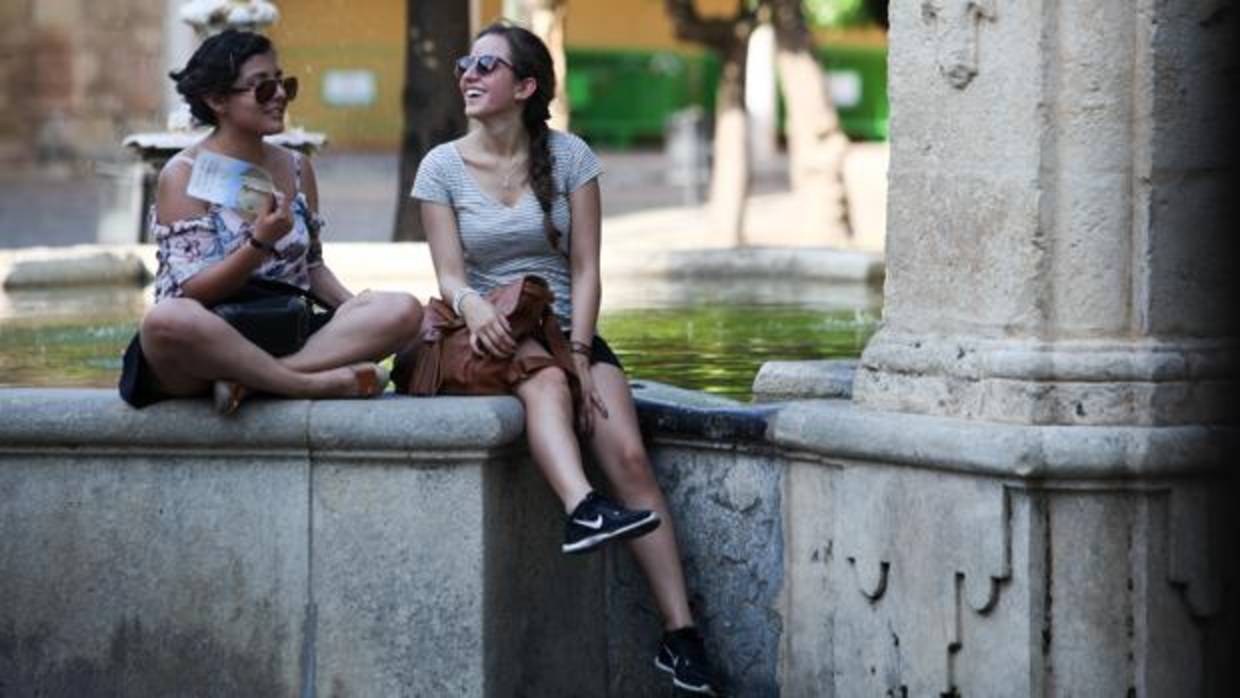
[570,340,592,356]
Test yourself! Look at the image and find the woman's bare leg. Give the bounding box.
[511,339,593,512]
[280,291,421,373]
[586,363,695,631]
[140,298,372,398]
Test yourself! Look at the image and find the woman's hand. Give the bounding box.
[573,354,609,435]
[462,294,516,357]
[253,190,294,245]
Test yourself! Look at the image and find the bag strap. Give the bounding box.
[238,277,335,311]
[409,338,442,396]
[393,297,450,396]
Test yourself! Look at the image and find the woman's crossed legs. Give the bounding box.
[140,291,421,399]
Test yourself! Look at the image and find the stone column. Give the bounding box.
[853,0,1237,426]
[771,1,1237,695]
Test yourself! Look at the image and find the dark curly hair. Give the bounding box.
[474,22,564,255]
[169,30,273,127]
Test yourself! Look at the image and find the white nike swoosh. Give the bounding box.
[573,515,604,530]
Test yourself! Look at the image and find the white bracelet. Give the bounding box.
[452,287,479,317]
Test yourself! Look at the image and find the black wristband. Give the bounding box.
[246,233,277,256]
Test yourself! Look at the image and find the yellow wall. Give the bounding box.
[268,1,884,150]
[478,0,739,51]
[268,0,405,150]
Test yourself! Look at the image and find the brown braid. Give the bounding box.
[477,22,564,256]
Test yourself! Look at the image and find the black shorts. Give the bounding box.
[535,334,623,370]
[117,311,334,409]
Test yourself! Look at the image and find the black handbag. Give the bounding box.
[211,278,333,357]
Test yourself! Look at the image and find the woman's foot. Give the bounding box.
[344,362,389,398]
[654,626,718,695]
[311,362,390,399]
[562,491,660,554]
[214,363,388,415]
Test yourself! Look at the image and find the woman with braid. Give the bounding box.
[411,22,719,696]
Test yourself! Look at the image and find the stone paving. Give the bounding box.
[0,144,888,251]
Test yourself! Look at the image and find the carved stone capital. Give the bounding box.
[920,0,996,88]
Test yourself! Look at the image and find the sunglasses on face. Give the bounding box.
[230,76,298,104]
[454,54,514,78]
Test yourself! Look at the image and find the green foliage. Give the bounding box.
[804,0,871,28]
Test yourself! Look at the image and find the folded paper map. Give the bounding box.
[186,150,277,221]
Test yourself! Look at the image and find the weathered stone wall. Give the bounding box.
[758,0,1238,694]
[0,388,791,697]
[0,1,165,166]
[1,381,1235,696]
[0,391,526,696]
[855,0,1239,427]
[772,399,1238,696]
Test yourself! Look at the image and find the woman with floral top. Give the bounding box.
[119,30,421,413]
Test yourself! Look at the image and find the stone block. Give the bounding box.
[310,454,488,697]
[881,170,1044,336]
[483,455,607,698]
[752,359,856,402]
[828,463,1020,696]
[781,458,838,696]
[606,443,786,696]
[307,394,525,452]
[0,451,309,697]
[2,251,150,289]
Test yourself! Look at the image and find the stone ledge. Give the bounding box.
[752,359,857,402]
[0,389,525,454]
[770,399,1235,479]
[0,243,885,291]
[0,246,152,289]
[853,332,1240,426]
[7,389,1231,481]
[608,246,884,285]
[631,381,778,443]
[0,385,779,453]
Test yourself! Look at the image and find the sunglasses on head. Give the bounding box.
[231,76,298,104]
[454,54,514,78]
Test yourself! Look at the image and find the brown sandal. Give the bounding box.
[351,363,390,398]
[213,380,248,415]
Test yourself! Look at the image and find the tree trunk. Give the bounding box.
[710,41,750,244]
[519,0,570,131]
[393,1,471,241]
[664,0,757,246]
[768,0,851,243]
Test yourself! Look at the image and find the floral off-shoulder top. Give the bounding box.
[151,149,325,302]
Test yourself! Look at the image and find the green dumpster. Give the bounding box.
[564,41,888,147]
[566,48,718,148]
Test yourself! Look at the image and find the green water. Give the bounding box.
[0,295,878,401]
[0,320,136,389]
[599,305,876,401]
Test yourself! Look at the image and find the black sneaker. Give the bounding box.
[561,491,660,554]
[654,627,718,695]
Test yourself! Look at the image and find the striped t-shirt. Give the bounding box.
[411,130,602,323]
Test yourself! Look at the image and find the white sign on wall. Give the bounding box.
[826,70,862,108]
[322,70,377,107]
